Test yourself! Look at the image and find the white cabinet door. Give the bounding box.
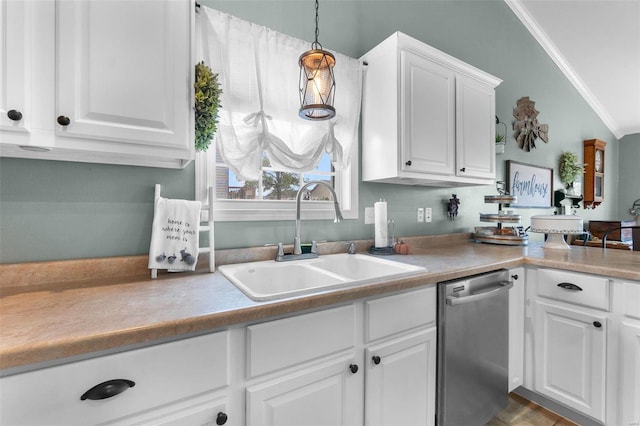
[618,281,640,426]
[123,393,230,426]
[365,327,436,426]
[0,0,56,152]
[620,320,640,426]
[455,74,495,179]
[246,356,362,426]
[56,0,192,152]
[401,50,455,176]
[0,0,30,134]
[533,300,606,422]
[508,267,525,392]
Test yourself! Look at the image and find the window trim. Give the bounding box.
[195,141,358,222]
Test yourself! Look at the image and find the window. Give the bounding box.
[195,140,358,222]
[195,7,360,222]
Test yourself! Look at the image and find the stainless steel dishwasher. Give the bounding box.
[436,269,513,426]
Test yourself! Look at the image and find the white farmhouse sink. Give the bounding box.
[219,253,426,301]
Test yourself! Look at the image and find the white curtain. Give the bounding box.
[198,6,363,181]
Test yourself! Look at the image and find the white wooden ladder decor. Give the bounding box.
[151,184,215,278]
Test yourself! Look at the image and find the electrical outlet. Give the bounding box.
[364,207,375,224]
[425,207,432,222]
[417,207,425,222]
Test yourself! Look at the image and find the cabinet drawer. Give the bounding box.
[537,269,610,311]
[247,305,356,378]
[365,286,436,343]
[0,331,229,426]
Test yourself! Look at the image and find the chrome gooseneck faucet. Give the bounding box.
[293,180,343,256]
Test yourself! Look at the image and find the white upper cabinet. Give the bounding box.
[0,0,32,135]
[0,0,194,168]
[360,32,501,186]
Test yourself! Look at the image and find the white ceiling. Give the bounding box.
[505,0,640,139]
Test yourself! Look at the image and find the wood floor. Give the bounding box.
[486,393,580,426]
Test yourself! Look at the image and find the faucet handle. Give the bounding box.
[275,242,285,261]
[344,242,356,254]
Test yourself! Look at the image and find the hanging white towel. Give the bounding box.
[149,197,202,272]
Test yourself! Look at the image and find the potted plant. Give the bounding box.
[559,152,584,194]
[194,62,222,152]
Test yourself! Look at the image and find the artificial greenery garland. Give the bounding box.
[194,62,222,152]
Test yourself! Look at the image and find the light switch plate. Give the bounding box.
[417,208,425,222]
[425,207,432,222]
[364,207,375,224]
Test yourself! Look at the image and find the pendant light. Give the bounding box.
[298,0,336,120]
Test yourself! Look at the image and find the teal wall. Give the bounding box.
[0,0,634,264]
[618,133,640,222]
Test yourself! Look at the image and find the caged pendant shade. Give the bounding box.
[298,0,336,120]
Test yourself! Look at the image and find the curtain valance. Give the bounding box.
[198,6,362,181]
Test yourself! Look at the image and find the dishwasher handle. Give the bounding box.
[446,280,513,306]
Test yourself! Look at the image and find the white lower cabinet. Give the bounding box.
[0,331,232,426]
[124,393,229,426]
[1,286,438,426]
[246,355,362,426]
[246,285,437,426]
[364,285,437,426]
[524,268,616,424]
[365,328,437,426]
[620,320,640,426]
[508,267,525,392]
[244,304,361,426]
[532,300,607,421]
[617,281,640,426]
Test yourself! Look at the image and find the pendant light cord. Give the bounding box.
[313,0,321,50]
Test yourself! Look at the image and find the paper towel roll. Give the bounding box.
[374,200,388,247]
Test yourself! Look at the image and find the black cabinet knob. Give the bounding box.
[7,109,22,121]
[216,412,228,425]
[372,355,381,365]
[593,321,602,328]
[459,167,466,172]
[405,160,412,166]
[511,274,519,280]
[80,379,135,400]
[57,115,71,126]
[349,364,359,374]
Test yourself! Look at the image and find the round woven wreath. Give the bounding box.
[194,62,222,152]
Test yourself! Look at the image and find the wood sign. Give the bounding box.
[507,161,553,208]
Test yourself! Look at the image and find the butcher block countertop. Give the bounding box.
[1,233,638,374]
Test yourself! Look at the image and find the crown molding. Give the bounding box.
[504,0,623,139]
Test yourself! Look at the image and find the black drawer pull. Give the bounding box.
[557,282,583,291]
[80,379,135,400]
[405,160,412,166]
[372,355,381,365]
[349,364,359,374]
[593,321,602,328]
